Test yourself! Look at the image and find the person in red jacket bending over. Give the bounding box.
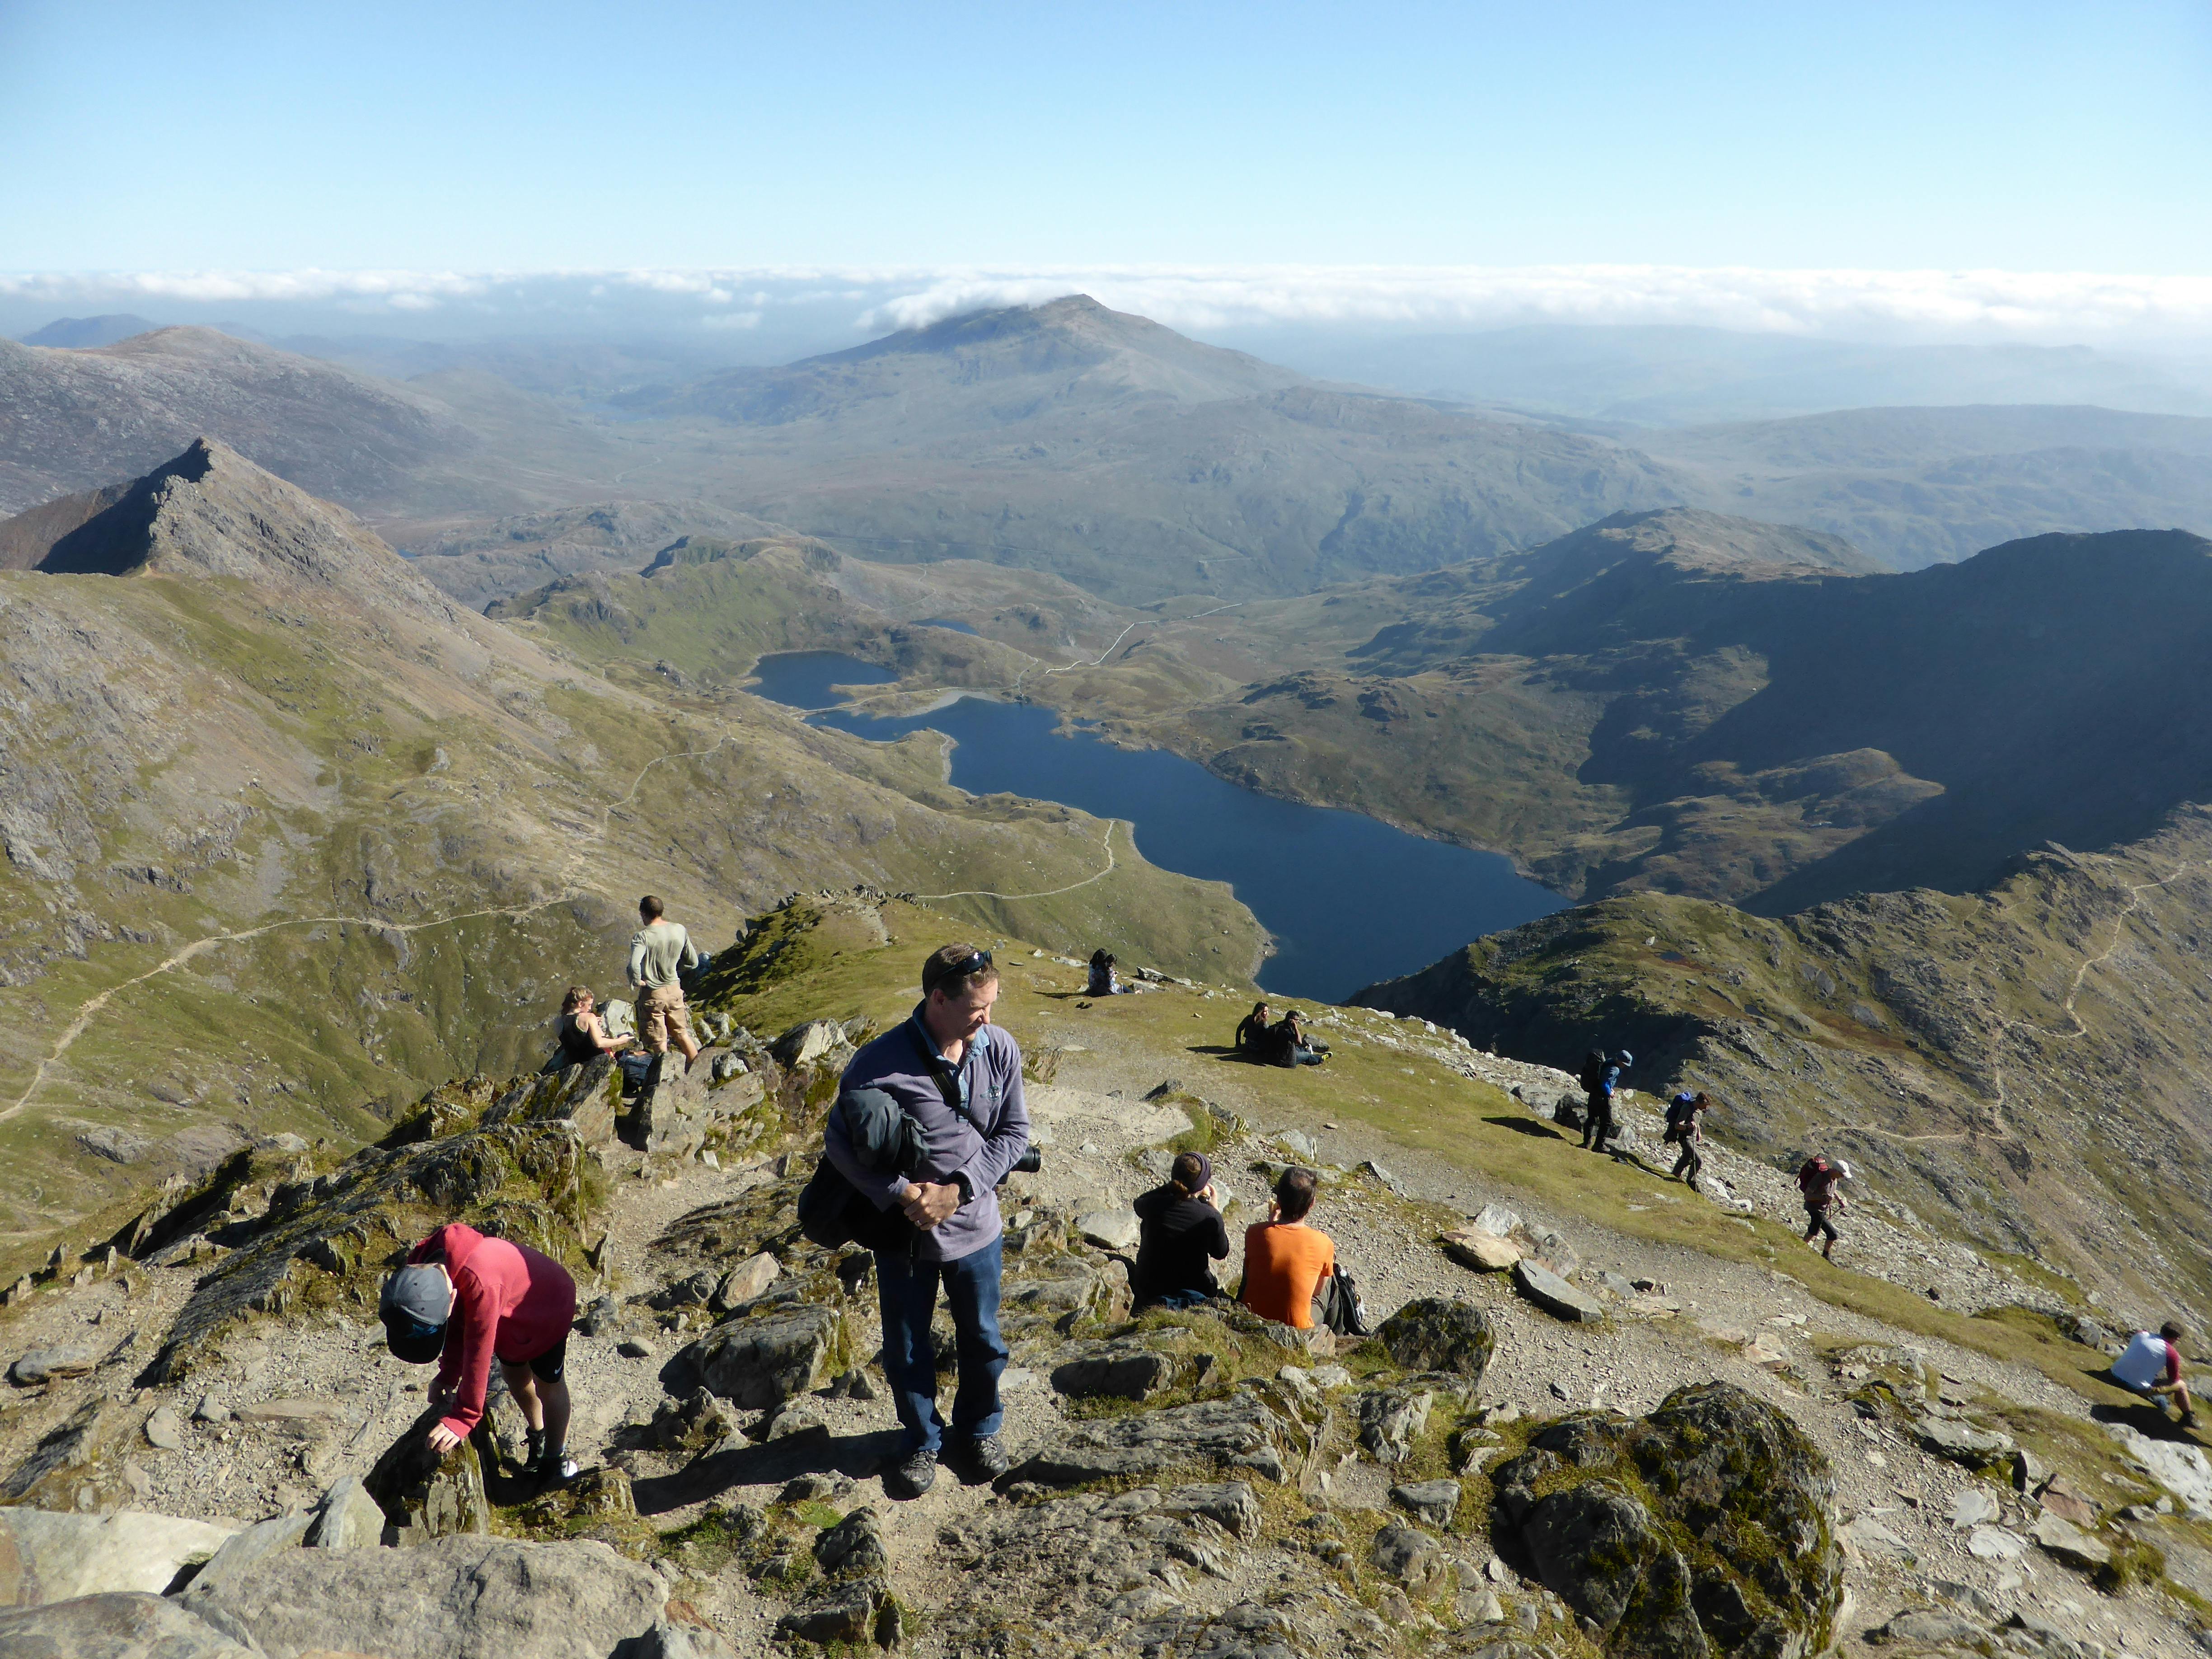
[380,1223,579,1481]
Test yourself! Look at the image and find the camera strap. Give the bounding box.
[908,1018,985,1134]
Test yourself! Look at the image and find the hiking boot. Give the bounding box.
[533,1443,578,1483]
[524,1427,546,1474]
[951,1433,1010,1482]
[2183,1409,2199,1429]
[886,1445,937,1499]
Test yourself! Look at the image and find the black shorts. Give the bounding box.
[507,1333,567,1382]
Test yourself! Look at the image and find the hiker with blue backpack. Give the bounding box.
[1578,1048,1632,1152]
[1664,1091,1713,1190]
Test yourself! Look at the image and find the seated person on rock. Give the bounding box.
[380,1222,580,1481]
[1238,1166,1335,1330]
[554,985,633,1069]
[1133,1151,1232,1309]
[1087,948,1136,996]
[1234,1001,1273,1054]
[2109,1320,2198,1427]
[1268,1010,1328,1068]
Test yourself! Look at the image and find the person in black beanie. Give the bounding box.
[1132,1151,1231,1308]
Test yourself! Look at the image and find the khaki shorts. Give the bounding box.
[637,983,694,1054]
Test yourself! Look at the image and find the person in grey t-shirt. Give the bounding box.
[626,895,701,1068]
[827,942,1029,1498]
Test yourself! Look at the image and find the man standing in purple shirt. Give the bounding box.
[826,942,1030,1498]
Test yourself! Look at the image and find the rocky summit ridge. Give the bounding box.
[2,896,2209,1659]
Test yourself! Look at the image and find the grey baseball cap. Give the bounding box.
[379,1264,451,1364]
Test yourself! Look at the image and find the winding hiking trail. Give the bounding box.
[1850,854,2202,1148]
[0,728,740,1126]
[910,819,1122,902]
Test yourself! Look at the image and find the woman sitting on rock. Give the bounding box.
[1087,949,1134,996]
[1234,1001,1273,1054]
[553,985,632,1069]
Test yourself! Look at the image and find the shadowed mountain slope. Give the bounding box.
[1354,808,2212,1318]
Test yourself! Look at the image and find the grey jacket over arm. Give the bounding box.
[825,1009,1029,1264]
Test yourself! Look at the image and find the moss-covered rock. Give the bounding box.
[1378,1296,1495,1381]
[364,1409,491,1545]
[1492,1381,1840,1659]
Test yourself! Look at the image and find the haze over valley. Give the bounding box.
[10,8,2212,1657]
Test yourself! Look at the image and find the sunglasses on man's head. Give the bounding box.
[953,950,992,976]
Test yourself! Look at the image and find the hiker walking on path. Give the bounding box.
[1664,1091,1712,1190]
[2109,1321,2198,1427]
[1798,1154,1847,1259]
[554,986,633,1068]
[1579,1049,1630,1151]
[1234,1001,1273,1054]
[1239,1167,1336,1329]
[827,943,1030,1499]
[627,895,701,1070]
[380,1222,580,1481]
[1133,1151,1231,1309]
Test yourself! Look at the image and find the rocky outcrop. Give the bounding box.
[1491,1382,1841,1659]
[1010,1388,1298,1487]
[0,1507,237,1606]
[668,1301,853,1411]
[1377,1296,1495,1379]
[144,1108,597,1384]
[0,1590,261,1657]
[181,1533,665,1658]
[363,1411,492,1544]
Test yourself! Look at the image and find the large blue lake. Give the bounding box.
[749,651,1563,1002]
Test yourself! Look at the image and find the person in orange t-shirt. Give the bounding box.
[1239,1167,1335,1329]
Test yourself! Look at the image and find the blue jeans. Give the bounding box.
[1151,1287,1212,1310]
[876,1235,1008,1454]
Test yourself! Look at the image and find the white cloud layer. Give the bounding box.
[7,264,2212,341]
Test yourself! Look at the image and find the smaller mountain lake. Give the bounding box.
[747,651,1563,1002]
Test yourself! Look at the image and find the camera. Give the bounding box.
[1008,1146,1043,1176]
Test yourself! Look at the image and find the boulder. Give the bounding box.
[8,1349,98,1385]
[307,1474,387,1549]
[1049,1343,1197,1401]
[1370,1524,1449,1599]
[0,1507,239,1606]
[1491,1382,1842,1659]
[813,1506,890,1579]
[2028,1512,2113,1571]
[1377,1297,1494,1381]
[183,1533,665,1659]
[648,1388,744,1458]
[1158,1482,1263,1542]
[1471,1204,1523,1237]
[777,1581,886,1646]
[1358,1389,1434,1465]
[1514,1260,1606,1323]
[639,1057,765,1162]
[363,1409,491,1545]
[1913,1415,2014,1469]
[188,1514,314,1593]
[141,1406,186,1452]
[712,1252,778,1311]
[1076,1210,1140,1251]
[0,1591,260,1657]
[670,1302,850,1410]
[1868,1607,1990,1646]
[1967,1526,2027,1561]
[1010,1393,1287,1486]
[1949,1487,2000,1529]
[2103,1420,2212,1516]
[488,1054,619,1144]
[1390,1478,1463,1529]
[773,1020,843,1069]
[1443,1228,1521,1272]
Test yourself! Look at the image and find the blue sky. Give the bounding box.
[4,0,2208,275]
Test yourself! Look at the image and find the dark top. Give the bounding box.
[557,1014,602,1066]
[1132,1183,1230,1302]
[1234,1014,1270,1050]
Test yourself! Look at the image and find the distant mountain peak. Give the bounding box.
[19,314,161,349]
[0,437,459,619]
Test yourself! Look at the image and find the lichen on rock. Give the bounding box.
[1491,1381,1840,1659]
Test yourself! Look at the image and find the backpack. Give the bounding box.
[1663,1095,1696,1144]
[1312,1265,1369,1337]
[1578,1051,1607,1094]
[794,1026,986,1253]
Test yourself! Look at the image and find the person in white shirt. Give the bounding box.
[626,895,702,1069]
[2109,1321,2196,1427]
